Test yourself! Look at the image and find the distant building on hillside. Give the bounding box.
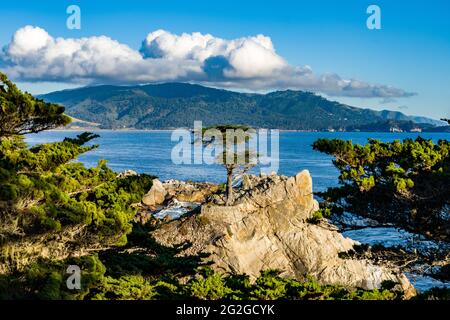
[390,127,403,133]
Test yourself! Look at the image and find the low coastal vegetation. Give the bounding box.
[0,258,404,300]
[312,136,449,287]
[313,137,450,241]
[0,73,449,300]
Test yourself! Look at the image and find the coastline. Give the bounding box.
[49,127,450,133]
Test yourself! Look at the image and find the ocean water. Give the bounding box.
[25,130,450,191]
[25,130,450,291]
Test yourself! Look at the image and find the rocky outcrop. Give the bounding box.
[142,179,167,207]
[116,169,138,178]
[142,179,220,207]
[151,170,416,298]
[162,180,220,203]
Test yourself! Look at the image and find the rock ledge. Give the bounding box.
[151,170,416,298]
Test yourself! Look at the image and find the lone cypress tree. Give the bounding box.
[198,125,258,205]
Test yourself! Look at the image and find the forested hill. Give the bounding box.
[40,83,446,131]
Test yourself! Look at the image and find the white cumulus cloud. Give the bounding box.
[0,26,415,98]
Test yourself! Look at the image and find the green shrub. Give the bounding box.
[313,137,450,240]
[307,207,332,224]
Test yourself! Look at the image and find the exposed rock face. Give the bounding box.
[163,180,220,203]
[142,179,167,207]
[142,179,220,208]
[152,170,416,298]
[116,169,138,178]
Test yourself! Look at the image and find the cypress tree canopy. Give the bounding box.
[313,137,450,241]
[0,72,71,136]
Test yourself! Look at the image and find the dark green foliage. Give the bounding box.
[313,137,450,241]
[1,73,71,136]
[0,255,106,300]
[0,74,155,272]
[91,275,155,300]
[306,207,332,224]
[0,133,154,239]
[98,222,210,280]
[169,268,401,300]
[0,261,401,300]
[0,213,407,300]
[198,124,258,205]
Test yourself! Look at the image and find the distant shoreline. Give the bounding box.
[46,127,450,134]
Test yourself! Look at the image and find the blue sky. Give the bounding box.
[0,0,449,119]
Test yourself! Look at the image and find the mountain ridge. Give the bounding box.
[39,82,447,131]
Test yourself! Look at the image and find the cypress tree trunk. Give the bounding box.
[226,166,234,206]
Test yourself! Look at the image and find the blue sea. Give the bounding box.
[25,130,450,291]
[25,130,450,191]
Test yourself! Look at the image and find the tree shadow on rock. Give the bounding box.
[98,222,211,280]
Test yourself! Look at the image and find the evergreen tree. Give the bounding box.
[313,137,450,241]
[197,125,258,205]
[0,73,154,272]
[1,73,71,136]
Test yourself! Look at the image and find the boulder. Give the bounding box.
[152,170,416,298]
[142,179,167,207]
[162,180,219,203]
[117,169,138,178]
